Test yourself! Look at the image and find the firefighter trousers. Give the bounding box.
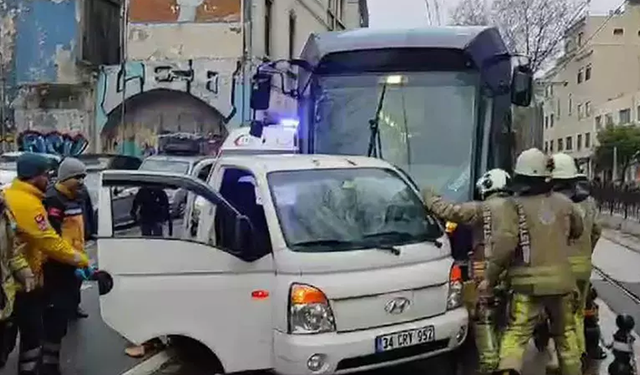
[497,293,581,375]
[14,291,44,375]
[573,280,590,356]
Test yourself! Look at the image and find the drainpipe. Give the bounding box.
[241,0,253,126]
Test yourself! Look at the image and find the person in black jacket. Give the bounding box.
[42,157,92,375]
[130,187,172,237]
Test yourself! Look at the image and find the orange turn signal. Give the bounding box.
[290,284,328,305]
[445,221,458,234]
[450,264,463,282]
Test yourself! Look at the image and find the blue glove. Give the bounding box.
[75,266,98,281]
[75,268,88,281]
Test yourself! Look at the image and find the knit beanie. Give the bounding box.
[57,157,87,182]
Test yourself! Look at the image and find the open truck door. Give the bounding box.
[96,170,275,373]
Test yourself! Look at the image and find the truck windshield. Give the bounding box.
[268,168,442,253]
[312,71,479,201]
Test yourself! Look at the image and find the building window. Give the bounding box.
[568,96,572,115]
[578,32,584,46]
[550,140,554,152]
[595,115,602,129]
[605,113,614,126]
[550,114,555,127]
[558,138,564,151]
[585,65,591,81]
[620,108,631,124]
[288,12,296,59]
[566,136,573,151]
[264,0,273,57]
[585,132,591,148]
[614,28,624,35]
[585,101,591,117]
[557,99,561,117]
[577,134,583,150]
[577,103,583,119]
[577,68,583,84]
[637,105,640,121]
[545,116,549,129]
[545,141,549,153]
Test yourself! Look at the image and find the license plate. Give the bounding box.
[375,325,435,352]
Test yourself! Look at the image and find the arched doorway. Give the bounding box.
[101,89,227,156]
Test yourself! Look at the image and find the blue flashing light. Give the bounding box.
[279,118,299,128]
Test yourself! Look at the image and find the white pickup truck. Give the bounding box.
[96,154,468,375]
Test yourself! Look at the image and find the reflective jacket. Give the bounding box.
[43,183,88,294]
[0,201,29,320]
[422,189,515,267]
[567,197,601,281]
[3,179,89,286]
[486,192,583,296]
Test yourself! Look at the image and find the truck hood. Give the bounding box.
[273,234,451,275]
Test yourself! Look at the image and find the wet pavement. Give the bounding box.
[0,243,144,375]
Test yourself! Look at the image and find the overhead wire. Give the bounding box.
[546,0,626,75]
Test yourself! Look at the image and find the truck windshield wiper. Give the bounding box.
[367,82,388,158]
[290,239,362,249]
[363,231,443,250]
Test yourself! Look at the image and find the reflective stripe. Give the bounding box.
[20,347,41,360]
[569,256,591,277]
[43,342,61,352]
[509,265,565,277]
[510,275,564,286]
[42,355,59,364]
[19,361,38,371]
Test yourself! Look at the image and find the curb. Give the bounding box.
[120,349,174,375]
[601,231,640,254]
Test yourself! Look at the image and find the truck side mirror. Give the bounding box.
[250,72,272,110]
[249,120,264,138]
[234,215,258,261]
[511,65,533,107]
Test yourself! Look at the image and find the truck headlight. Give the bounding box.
[289,283,336,334]
[447,264,463,310]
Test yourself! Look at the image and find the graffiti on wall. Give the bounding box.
[95,58,241,156]
[128,0,240,23]
[16,130,88,157]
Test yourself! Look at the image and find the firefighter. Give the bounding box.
[550,153,606,361]
[0,195,33,368]
[42,157,95,375]
[422,168,514,373]
[483,148,584,375]
[3,153,89,375]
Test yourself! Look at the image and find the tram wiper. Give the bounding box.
[367,81,388,159]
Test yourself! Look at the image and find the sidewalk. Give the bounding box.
[598,212,640,253]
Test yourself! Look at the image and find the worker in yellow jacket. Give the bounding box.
[3,153,89,375]
[0,194,33,368]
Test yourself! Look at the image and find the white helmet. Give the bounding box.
[476,169,511,197]
[550,153,579,180]
[514,148,552,178]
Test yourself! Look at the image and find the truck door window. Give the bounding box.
[215,168,272,254]
[196,163,212,181]
[108,180,242,253]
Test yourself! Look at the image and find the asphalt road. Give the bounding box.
[0,243,143,375]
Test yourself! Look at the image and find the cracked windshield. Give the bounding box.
[0,0,637,375]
